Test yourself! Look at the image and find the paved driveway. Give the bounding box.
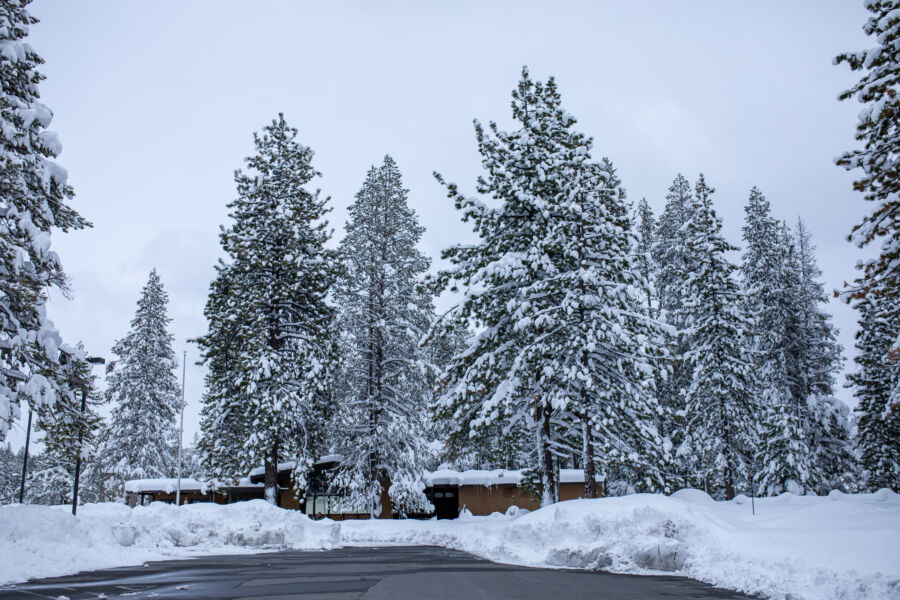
[0,546,753,599]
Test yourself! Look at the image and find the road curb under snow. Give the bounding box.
[1,490,899,600]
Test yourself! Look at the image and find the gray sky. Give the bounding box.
[7,0,873,450]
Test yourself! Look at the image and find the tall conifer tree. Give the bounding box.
[434,68,662,505]
[196,115,337,504]
[330,156,434,516]
[679,176,758,499]
[96,270,181,498]
[836,0,900,491]
[0,0,89,439]
[652,174,696,485]
[743,189,813,494]
[848,293,900,491]
[835,0,900,305]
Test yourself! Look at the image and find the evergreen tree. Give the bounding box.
[651,174,696,485]
[195,261,251,483]
[792,219,855,491]
[835,1,900,493]
[330,156,434,517]
[807,395,857,494]
[742,188,813,494]
[96,270,181,498]
[848,293,900,491]
[634,198,657,318]
[434,68,662,505]
[794,219,843,400]
[196,114,337,504]
[0,443,22,503]
[0,0,89,439]
[679,175,758,499]
[835,0,900,305]
[33,343,104,504]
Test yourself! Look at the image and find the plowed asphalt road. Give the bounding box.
[0,546,754,599]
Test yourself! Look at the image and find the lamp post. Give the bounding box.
[17,408,33,503]
[175,349,186,506]
[72,355,106,516]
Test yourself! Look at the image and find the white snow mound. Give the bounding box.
[0,499,339,585]
[1,492,898,599]
[341,490,900,600]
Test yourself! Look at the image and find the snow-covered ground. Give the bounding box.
[0,500,340,586]
[1,491,898,600]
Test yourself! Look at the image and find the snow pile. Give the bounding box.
[2,491,897,599]
[342,489,900,600]
[0,499,339,585]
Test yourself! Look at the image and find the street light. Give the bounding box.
[18,408,33,503]
[175,349,186,506]
[72,355,105,516]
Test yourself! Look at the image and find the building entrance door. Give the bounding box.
[431,487,459,519]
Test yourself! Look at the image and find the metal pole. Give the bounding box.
[72,356,104,516]
[176,349,186,506]
[72,387,87,515]
[18,408,32,503]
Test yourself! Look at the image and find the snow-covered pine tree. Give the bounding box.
[807,395,857,493]
[848,292,900,491]
[195,261,251,482]
[679,175,758,499]
[651,174,696,486]
[0,0,89,439]
[96,270,181,498]
[330,155,434,517]
[196,114,337,504]
[792,219,855,492]
[794,219,843,400]
[0,443,20,503]
[835,0,899,493]
[32,342,104,504]
[634,198,657,318]
[835,0,900,307]
[742,188,813,494]
[434,68,663,505]
[559,157,665,497]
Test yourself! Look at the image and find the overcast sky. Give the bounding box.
[6,0,873,450]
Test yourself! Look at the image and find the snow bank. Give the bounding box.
[2,491,897,599]
[342,490,900,600]
[0,499,339,585]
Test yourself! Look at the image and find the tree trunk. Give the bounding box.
[535,401,558,506]
[264,440,279,506]
[581,412,597,499]
[724,465,735,500]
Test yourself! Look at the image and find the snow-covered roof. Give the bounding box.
[248,461,296,478]
[247,455,342,479]
[236,477,263,487]
[123,478,211,494]
[423,468,595,487]
[315,453,342,466]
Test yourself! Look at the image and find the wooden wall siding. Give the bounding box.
[559,482,591,502]
[135,491,224,505]
[458,484,540,515]
[279,489,301,510]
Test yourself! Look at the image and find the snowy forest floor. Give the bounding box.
[1,490,898,600]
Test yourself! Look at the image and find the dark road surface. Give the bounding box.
[0,546,753,599]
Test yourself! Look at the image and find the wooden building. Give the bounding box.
[123,478,264,506]
[124,465,599,520]
[425,469,598,519]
